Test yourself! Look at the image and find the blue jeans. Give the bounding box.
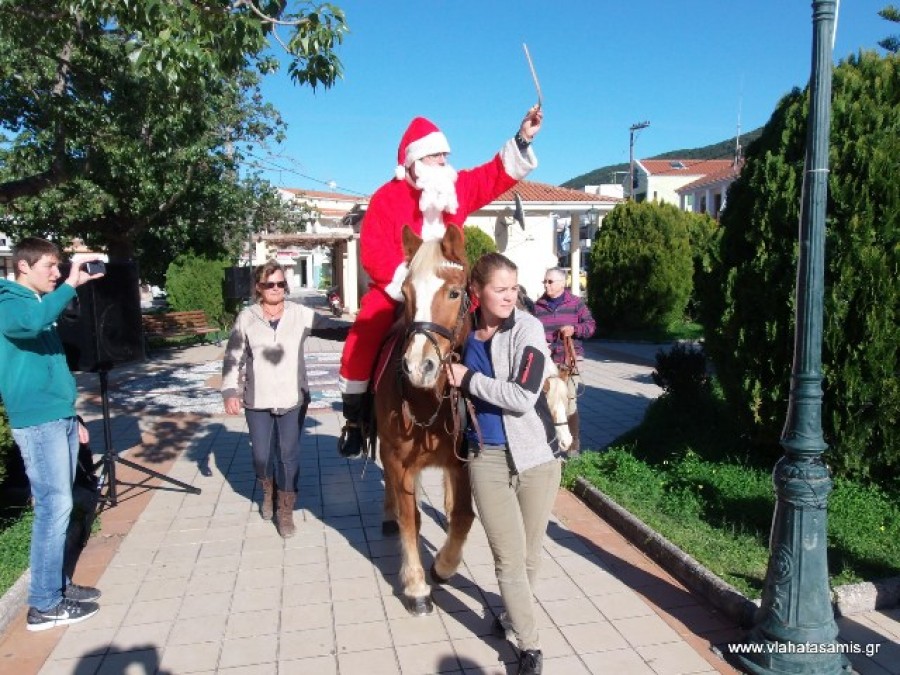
[245,392,309,492]
[12,417,79,612]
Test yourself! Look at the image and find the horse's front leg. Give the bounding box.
[388,459,432,615]
[431,462,475,584]
[381,458,400,536]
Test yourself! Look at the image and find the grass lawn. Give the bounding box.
[563,386,900,599]
[0,509,32,598]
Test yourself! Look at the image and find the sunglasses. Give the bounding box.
[260,281,287,290]
[542,279,560,284]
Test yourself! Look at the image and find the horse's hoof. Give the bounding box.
[382,520,400,536]
[405,595,434,616]
[430,562,450,585]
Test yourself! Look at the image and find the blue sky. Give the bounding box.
[250,1,889,196]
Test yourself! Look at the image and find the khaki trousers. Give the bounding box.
[469,448,562,651]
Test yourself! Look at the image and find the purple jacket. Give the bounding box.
[533,290,596,364]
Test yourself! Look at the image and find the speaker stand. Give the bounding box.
[92,369,201,506]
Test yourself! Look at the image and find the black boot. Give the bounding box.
[338,393,365,459]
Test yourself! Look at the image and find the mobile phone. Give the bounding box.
[83,260,106,275]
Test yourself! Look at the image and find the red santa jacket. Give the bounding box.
[361,142,536,290]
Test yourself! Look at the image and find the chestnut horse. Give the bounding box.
[375,225,575,614]
[375,224,474,615]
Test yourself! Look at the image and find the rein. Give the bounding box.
[558,334,585,399]
[398,289,472,455]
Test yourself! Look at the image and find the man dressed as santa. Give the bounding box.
[338,106,543,458]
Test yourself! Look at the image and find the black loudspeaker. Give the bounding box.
[57,262,146,372]
[224,266,253,300]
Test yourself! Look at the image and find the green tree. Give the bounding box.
[463,225,497,268]
[165,254,230,329]
[587,201,694,333]
[698,51,899,485]
[880,4,900,53]
[0,1,347,278]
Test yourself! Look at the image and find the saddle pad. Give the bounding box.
[373,330,402,392]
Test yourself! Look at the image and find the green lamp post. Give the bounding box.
[734,1,851,673]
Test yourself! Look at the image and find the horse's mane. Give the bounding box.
[407,238,464,280]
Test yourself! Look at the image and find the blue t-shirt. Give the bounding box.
[463,333,507,446]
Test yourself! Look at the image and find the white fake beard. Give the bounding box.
[413,160,459,216]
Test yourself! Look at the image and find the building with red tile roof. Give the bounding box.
[675,160,744,219]
[633,158,736,207]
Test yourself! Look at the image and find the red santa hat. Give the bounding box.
[394,117,450,180]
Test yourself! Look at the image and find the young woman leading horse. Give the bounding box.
[372,226,574,625]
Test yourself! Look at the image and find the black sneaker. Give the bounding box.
[65,584,101,602]
[27,598,99,632]
[517,649,543,675]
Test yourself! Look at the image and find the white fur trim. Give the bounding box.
[394,165,406,180]
[384,262,409,301]
[499,137,537,180]
[405,131,450,166]
[339,376,369,394]
[421,217,446,241]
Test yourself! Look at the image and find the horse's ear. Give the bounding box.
[441,225,466,265]
[402,225,422,261]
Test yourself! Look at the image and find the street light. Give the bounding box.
[628,121,650,200]
[733,2,850,673]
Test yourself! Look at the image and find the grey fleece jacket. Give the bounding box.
[459,307,559,474]
[221,301,317,413]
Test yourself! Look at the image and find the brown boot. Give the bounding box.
[276,491,297,538]
[259,478,275,520]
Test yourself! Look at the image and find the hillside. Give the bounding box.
[561,127,763,190]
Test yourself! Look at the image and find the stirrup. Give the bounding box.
[338,423,365,459]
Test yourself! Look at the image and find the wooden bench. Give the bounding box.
[142,310,221,346]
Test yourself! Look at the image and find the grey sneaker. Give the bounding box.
[27,598,99,632]
[64,584,101,602]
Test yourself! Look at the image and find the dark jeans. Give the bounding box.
[244,392,310,492]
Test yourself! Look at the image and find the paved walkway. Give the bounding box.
[0,294,896,674]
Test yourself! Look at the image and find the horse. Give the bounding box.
[374,224,474,615]
[374,225,575,615]
[544,371,574,453]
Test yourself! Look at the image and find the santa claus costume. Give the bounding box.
[338,115,539,458]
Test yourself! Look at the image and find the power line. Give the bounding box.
[242,151,370,197]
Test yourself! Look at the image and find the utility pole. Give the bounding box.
[628,121,650,200]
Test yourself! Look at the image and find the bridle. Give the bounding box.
[399,286,470,431]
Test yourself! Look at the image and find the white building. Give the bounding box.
[0,232,11,279]
[632,159,736,206]
[466,181,622,300]
[250,189,367,308]
[676,160,743,220]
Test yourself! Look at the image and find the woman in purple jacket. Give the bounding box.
[533,267,596,456]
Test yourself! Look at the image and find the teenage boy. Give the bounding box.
[0,237,105,631]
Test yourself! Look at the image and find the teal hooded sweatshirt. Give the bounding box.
[0,278,78,429]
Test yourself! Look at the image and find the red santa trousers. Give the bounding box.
[339,285,397,393]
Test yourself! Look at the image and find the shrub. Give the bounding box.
[588,201,694,333]
[463,225,497,268]
[0,404,13,487]
[698,51,899,485]
[652,343,710,401]
[165,254,229,328]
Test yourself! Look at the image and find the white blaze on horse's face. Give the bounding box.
[405,268,449,388]
[545,375,574,452]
